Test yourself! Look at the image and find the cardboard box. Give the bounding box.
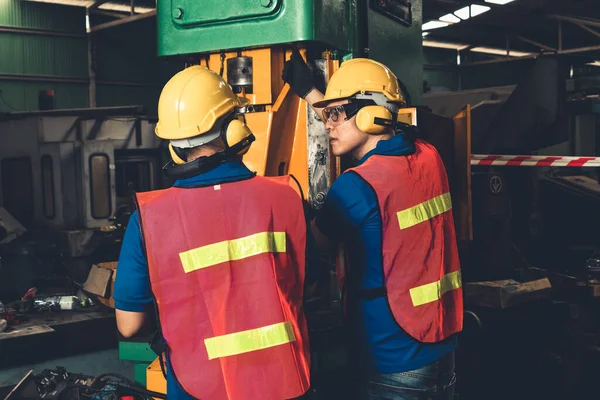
[465,278,552,309]
[84,262,117,308]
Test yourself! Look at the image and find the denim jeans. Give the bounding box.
[366,352,456,400]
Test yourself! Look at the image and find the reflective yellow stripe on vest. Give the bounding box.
[397,193,452,230]
[409,270,462,307]
[204,321,296,360]
[179,231,286,273]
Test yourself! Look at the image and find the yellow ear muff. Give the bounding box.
[225,117,253,155]
[168,143,187,165]
[355,105,394,135]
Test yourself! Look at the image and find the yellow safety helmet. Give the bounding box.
[314,58,406,135]
[313,58,406,108]
[156,66,254,167]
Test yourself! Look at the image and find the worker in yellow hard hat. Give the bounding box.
[283,51,463,400]
[114,66,315,400]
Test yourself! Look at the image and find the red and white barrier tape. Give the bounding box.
[471,155,600,167]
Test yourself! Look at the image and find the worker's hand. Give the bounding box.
[282,47,316,99]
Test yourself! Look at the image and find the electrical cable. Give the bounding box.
[0,90,17,111]
[91,373,167,400]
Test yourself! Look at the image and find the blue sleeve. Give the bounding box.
[315,172,379,240]
[113,211,153,312]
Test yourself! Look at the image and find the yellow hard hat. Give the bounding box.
[155,65,249,140]
[313,58,406,108]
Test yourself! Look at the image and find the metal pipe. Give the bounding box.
[89,10,156,33]
[574,22,600,39]
[87,0,112,10]
[559,44,600,54]
[558,20,563,51]
[0,73,88,84]
[87,8,96,108]
[456,44,600,67]
[459,55,537,67]
[96,80,162,87]
[548,14,600,30]
[355,0,369,57]
[89,9,128,19]
[512,34,557,52]
[0,25,84,38]
[130,0,135,15]
[0,106,147,120]
[0,73,161,87]
[423,64,457,71]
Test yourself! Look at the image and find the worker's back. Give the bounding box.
[136,175,310,400]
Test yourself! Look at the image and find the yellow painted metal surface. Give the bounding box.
[146,358,167,398]
[194,47,322,199]
[397,107,417,126]
[243,111,273,175]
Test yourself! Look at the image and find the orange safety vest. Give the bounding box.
[348,140,463,343]
[136,175,310,400]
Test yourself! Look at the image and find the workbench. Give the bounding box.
[0,307,117,367]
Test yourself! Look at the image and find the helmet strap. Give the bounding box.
[163,133,255,180]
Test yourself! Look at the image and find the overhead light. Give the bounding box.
[423,40,471,51]
[25,0,87,6]
[439,13,461,24]
[422,20,449,30]
[422,32,430,37]
[454,6,471,20]
[470,4,491,17]
[471,47,532,57]
[98,3,153,12]
[587,61,600,67]
[485,0,515,4]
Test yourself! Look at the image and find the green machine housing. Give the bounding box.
[157,0,354,55]
[156,0,423,103]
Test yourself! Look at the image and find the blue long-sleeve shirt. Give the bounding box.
[114,160,316,400]
[315,134,458,374]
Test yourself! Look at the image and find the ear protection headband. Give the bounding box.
[355,105,397,135]
[163,112,255,179]
[169,112,254,166]
[352,98,418,138]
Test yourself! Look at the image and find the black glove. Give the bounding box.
[282,47,316,99]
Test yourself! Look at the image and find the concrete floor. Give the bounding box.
[0,347,135,388]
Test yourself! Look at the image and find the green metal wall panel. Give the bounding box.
[368,0,424,105]
[0,0,177,113]
[0,81,88,111]
[0,1,84,33]
[0,81,26,112]
[0,35,88,77]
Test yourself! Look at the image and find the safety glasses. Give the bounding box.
[321,99,376,124]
